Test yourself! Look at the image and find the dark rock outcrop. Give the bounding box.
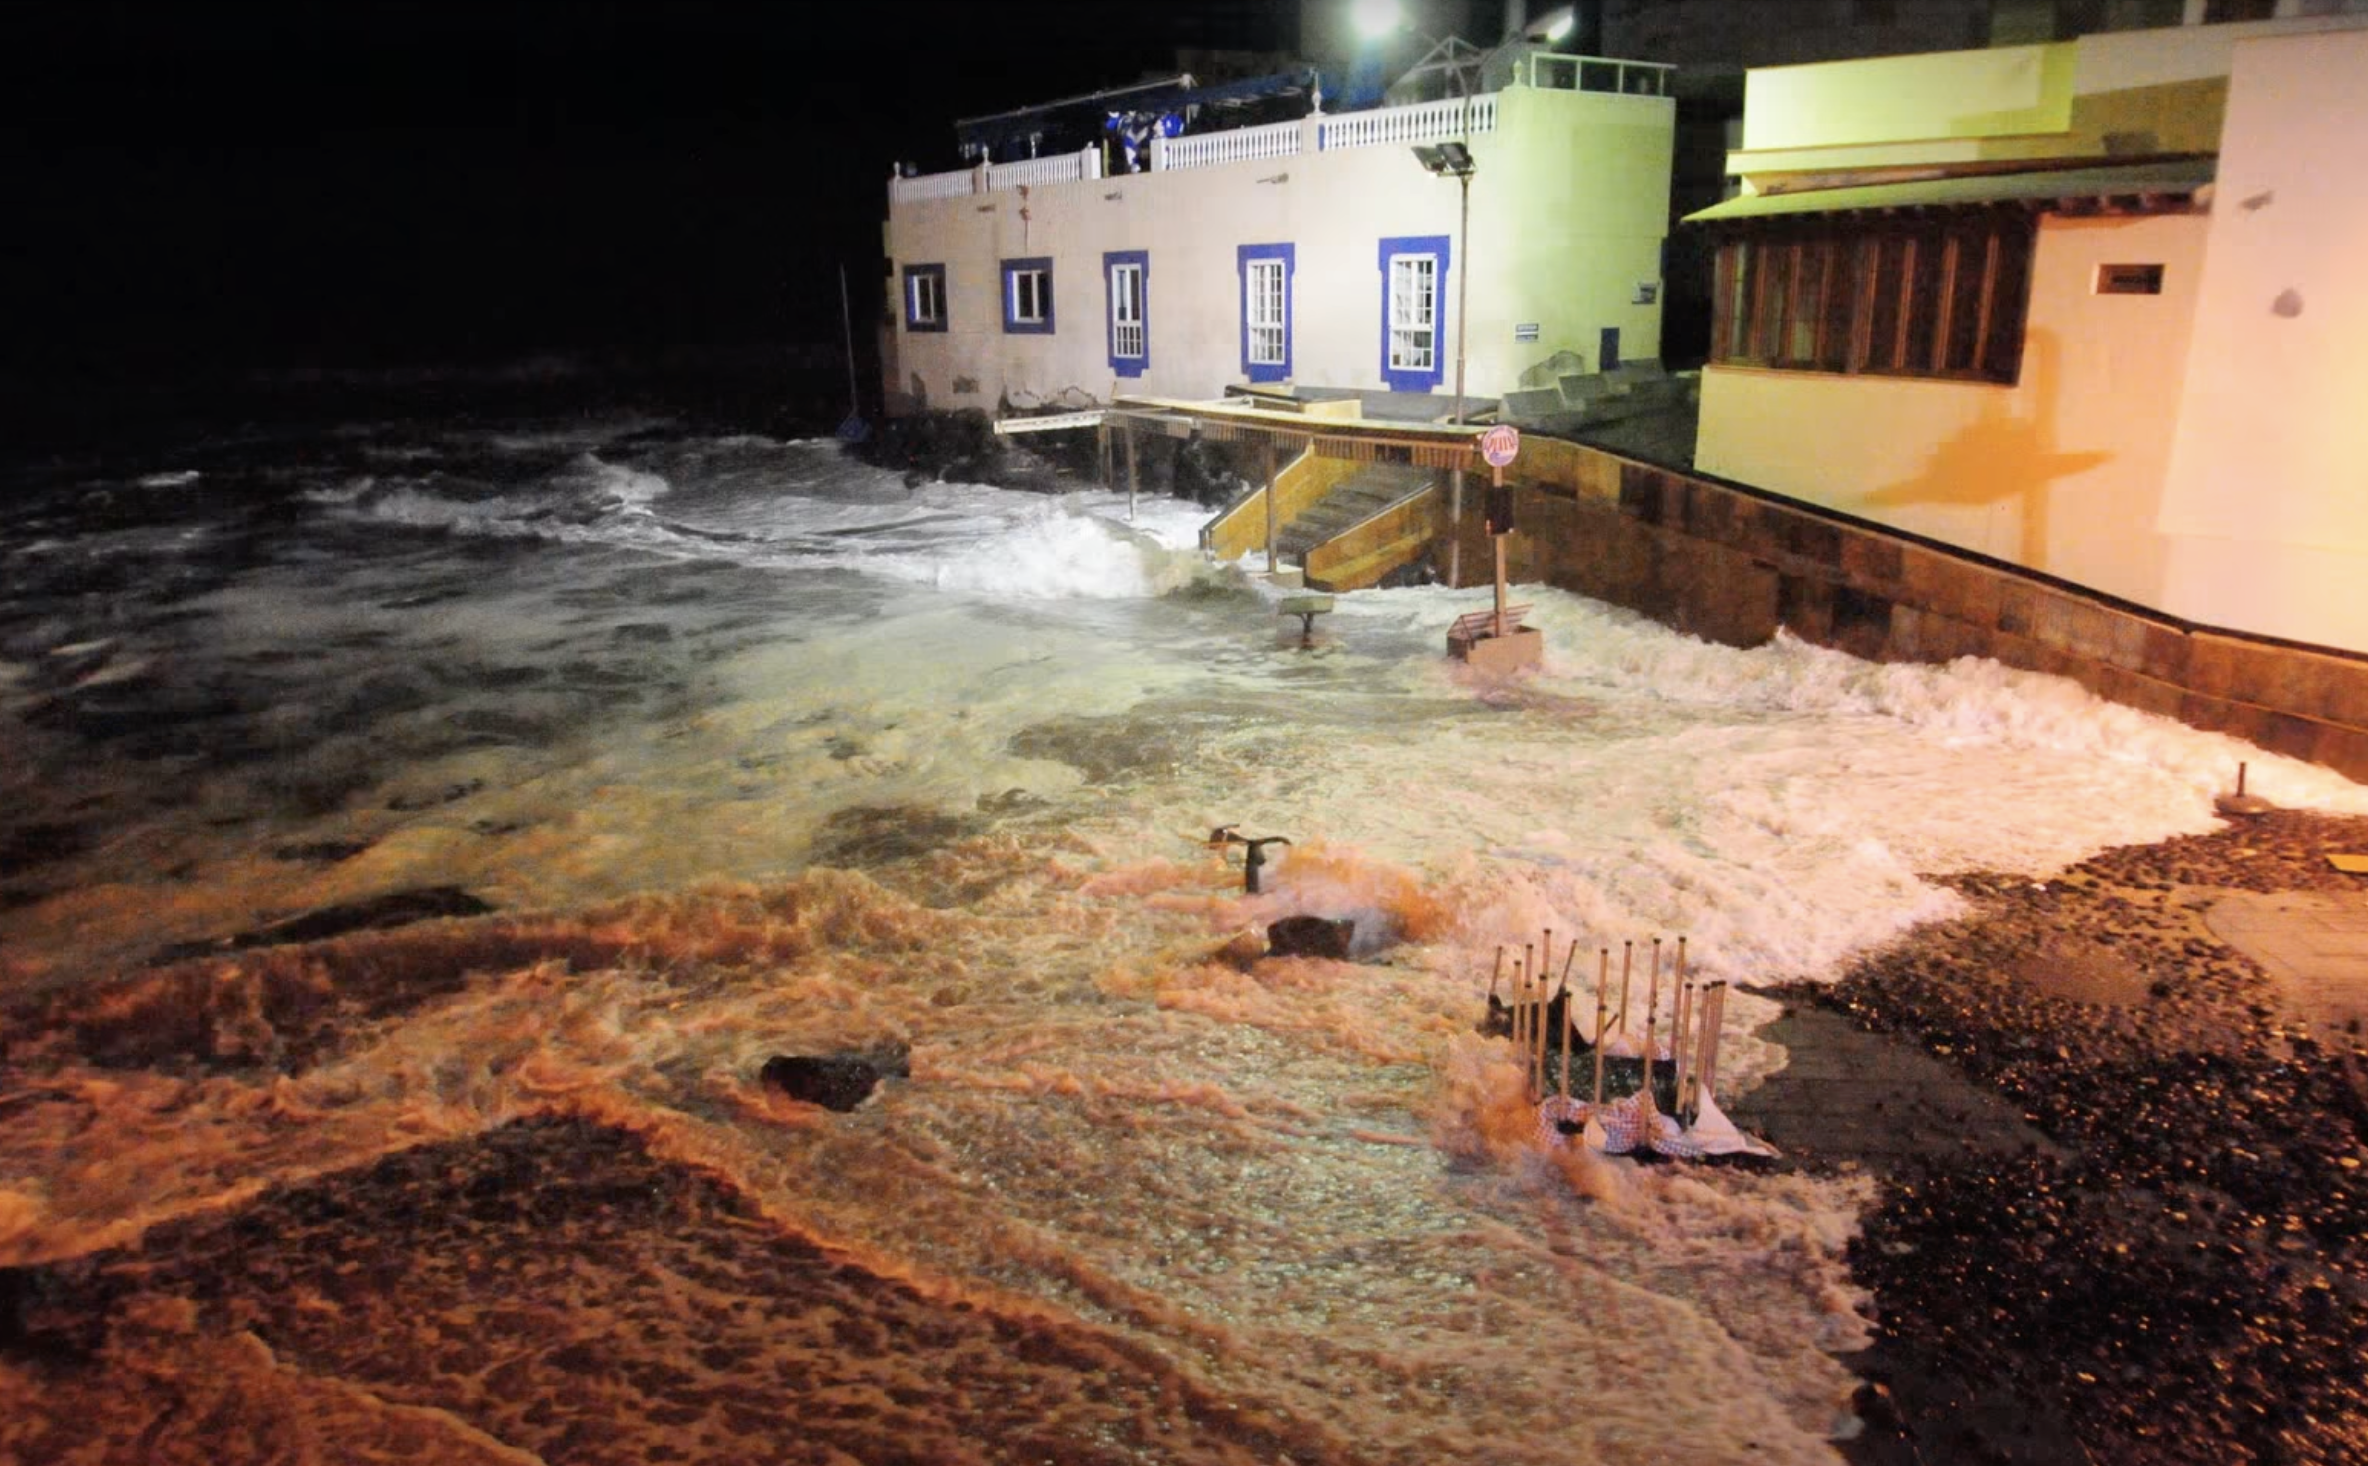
[759,1045,911,1112]
[1266,915,1354,960]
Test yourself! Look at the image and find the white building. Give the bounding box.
[1689,12,2368,655]
[881,52,1675,418]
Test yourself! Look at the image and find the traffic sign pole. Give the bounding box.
[1477,426,1520,639]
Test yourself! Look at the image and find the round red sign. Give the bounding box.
[1479,424,1521,468]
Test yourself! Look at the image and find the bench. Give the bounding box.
[1447,603,1532,649]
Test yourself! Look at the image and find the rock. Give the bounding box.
[1267,915,1353,960]
[759,1045,910,1112]
[149,885,496,965]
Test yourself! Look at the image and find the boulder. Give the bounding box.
[1267,915,1354,960]
[758,1045,911,1112]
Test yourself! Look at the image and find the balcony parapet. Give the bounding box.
[1317,94,1497,153]
[888,56,1672,206]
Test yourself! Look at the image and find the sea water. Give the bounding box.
[4,410,2364,1464]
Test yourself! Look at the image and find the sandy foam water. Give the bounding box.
[0,846,1872,1465]
[9,420,2368,1462]
[316,437,1223,602]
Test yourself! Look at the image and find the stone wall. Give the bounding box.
[1440,441,2368,783]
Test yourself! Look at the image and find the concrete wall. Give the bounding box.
[1697,17,2368,657]
[1695,210,2209,615]
[882,88,1672,414]
[2156,26,2368,652]
[1728,17,2367,180]
[1439,439,2368,780]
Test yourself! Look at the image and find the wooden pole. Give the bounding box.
[1524,943,1541,1099]
[1592,948,1610,1106]
[1616,941,1633,1037]
[1123,422,1140,522]
[1263,431,1279,575]
[1490,461,1509,639]
[1447,467,1465,589]
[1671,937,1692,1118]
[1642,938,1663,1107]
[1560,998,1573,1101]
[1697,983,1727,1105]
[1509,956,1523,1062]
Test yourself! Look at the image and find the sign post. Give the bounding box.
[1480,425,1521,639]
[1444,424,1542,674]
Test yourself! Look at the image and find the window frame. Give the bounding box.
[1378,234,1451,393]
[902,263,948,334]
[999,256,1055,335]
[1708,210,2034,386]
[1237,242,1294,384]
[1104,250,1149,377]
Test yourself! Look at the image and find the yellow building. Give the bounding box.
[881,54,1674,419]
[1690,12,2368,655]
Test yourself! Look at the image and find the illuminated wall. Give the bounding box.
[2156,26,2368,651]
[882,85,1672,413]
[1697,15,2368,655]
[1695,211,2207,611]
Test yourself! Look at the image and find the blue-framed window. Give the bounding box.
[1237,243,1294,384]
[902,263,947,333]
[1377,235,1450,392]
[1104,250,1149,378]
[1000,256,1055,335]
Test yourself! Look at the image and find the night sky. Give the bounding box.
[4,1,1309,389]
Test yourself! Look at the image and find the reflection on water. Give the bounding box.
[3,416,2363,1462]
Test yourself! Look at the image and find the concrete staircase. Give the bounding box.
[1275,462,1435,563]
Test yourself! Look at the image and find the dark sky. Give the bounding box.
[4,1,1305,379]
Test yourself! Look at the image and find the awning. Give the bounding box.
[1683,158,2216,226]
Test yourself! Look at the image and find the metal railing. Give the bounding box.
[1317,94,1499,153]
[1524,53,1674,96]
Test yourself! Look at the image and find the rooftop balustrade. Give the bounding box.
[888,55,1672,206]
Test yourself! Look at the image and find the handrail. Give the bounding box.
[891,56,1674,206]
[1159,118,1303,172]
[890,167,976,204]
[1317,94,1498,152]
[988,147,1102,190]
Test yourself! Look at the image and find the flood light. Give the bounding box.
[1415,140,1474,177]
[1351,0,1404,42]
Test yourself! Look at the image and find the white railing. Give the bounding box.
[1157,118,1304,172]
[1524,53,1675,97]
[891,167,977,204]
[890,56,1673,206]
[1317,94,1498,153]
[988,147,1102,190]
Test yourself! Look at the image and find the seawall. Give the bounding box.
[1442,437,2368,783]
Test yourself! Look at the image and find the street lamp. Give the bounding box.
[1414,139,1474,587]
[1410,141,1473,427]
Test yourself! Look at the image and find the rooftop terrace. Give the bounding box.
[888,51,1672,207]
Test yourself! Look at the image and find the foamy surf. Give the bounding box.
[5,409,2366,1464]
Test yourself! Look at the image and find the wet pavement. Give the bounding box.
[2207,886,2368,1041]
[1724,810,2368,1466]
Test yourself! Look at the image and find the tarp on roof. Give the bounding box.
[1683,158,2216,225]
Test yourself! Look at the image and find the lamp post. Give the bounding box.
[1413,139,1474,586]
